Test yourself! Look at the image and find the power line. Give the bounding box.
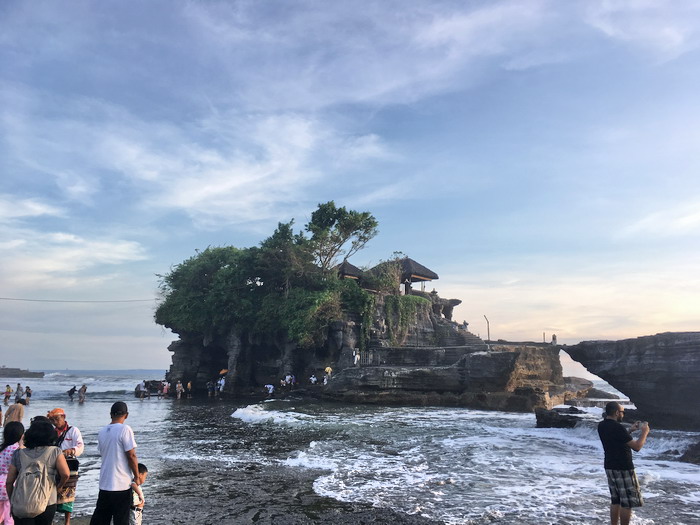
[0,297,156,304]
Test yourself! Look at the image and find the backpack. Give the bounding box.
[10,447,55,518]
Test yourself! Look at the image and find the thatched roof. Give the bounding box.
[337,259,363,279]
[370,257,439,283]
[398,257,439,282]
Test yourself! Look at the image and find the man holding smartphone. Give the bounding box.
[598,401,650,525]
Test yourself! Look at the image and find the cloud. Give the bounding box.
[585,0,700,61]
[0,195,64,220]
[618,201,700,238]
[0,225,148,291]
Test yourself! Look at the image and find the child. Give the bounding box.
[130,463,148,525]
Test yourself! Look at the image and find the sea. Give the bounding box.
[3,370,699,524]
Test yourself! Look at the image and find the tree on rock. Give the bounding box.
[305,201,378,273]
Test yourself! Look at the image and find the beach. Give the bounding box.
[4,370,700,524]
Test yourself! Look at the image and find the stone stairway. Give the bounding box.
[434,321,488,349]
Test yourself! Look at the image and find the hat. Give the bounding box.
[47,408,66,418]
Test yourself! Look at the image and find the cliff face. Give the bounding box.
[566,332,700,430]
[166,291,572,411]
[326,343,565,411]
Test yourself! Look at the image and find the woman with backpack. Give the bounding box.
[1,422,25,525]
[5,419,69,525]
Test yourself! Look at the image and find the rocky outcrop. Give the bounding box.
[165,288,583,412]
[535,407,584,428]
[324,343,570,411]
[680,441,700,465]
[567,332,700,430]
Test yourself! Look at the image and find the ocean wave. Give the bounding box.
[231,404,316,425]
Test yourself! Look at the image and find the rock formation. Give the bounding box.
[325,342,567,412]
[165,289,583,412]
[535,407,585,428]
[566,332,700,430]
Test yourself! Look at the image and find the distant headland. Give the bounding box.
[0,366,44,378]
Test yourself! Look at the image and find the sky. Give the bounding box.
[1,0,700,370]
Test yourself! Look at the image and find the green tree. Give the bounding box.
[305,201,378,273]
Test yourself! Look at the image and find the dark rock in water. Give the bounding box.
[586,387,619,399]
[567,332,700,431]
[535,408,581,428]
[552,406,585,414]
[680,441,700,465]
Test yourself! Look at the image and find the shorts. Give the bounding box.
[130,507,143,525]
[605,469,643,508]
[56,502,74,513]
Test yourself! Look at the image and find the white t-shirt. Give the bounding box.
[97,423,137,491]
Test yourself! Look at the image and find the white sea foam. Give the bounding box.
[231,403,316,425]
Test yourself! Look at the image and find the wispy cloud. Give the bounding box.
[0,226,148,290]
[618,201,700,238]
[585,0,700,61]
[0,195,64,220]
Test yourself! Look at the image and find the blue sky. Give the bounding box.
[1,0,699,369]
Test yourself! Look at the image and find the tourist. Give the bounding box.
[217,377,225,394]
[309,374,317,385]
[137,381,146,400]
[162,381,170,398]
[6,418,70,524]
[264,384,275,398]
[90,401,139,525]
[186,381,192,399]
[48,408,84,525]
[206,381,214,398]
[13,385,23,404]
[324,366,332,379]
[77,385,87,404]
[175,381,184,400]
[0,421,24,525]
[23,387,31,406]
[598,401,650,525]
[3,386,11,406]
[67,387,77,403]
[3,400,26,428]
[129,463,148,525]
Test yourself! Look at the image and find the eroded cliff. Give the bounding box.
[167,291,574,412]
[566,332,700,430]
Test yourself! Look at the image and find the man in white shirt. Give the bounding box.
[90,401,139,525]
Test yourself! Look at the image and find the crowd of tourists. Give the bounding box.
[3,386,32,408]
[0,402,146,525]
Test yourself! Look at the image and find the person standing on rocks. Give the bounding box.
[598,401,650,525]
[90,401,138,525]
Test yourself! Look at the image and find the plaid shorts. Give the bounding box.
[605,469,643,508]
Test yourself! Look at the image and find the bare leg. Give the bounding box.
[619,507,632,525]
[610,504,620,524]
[66,510,72,525]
